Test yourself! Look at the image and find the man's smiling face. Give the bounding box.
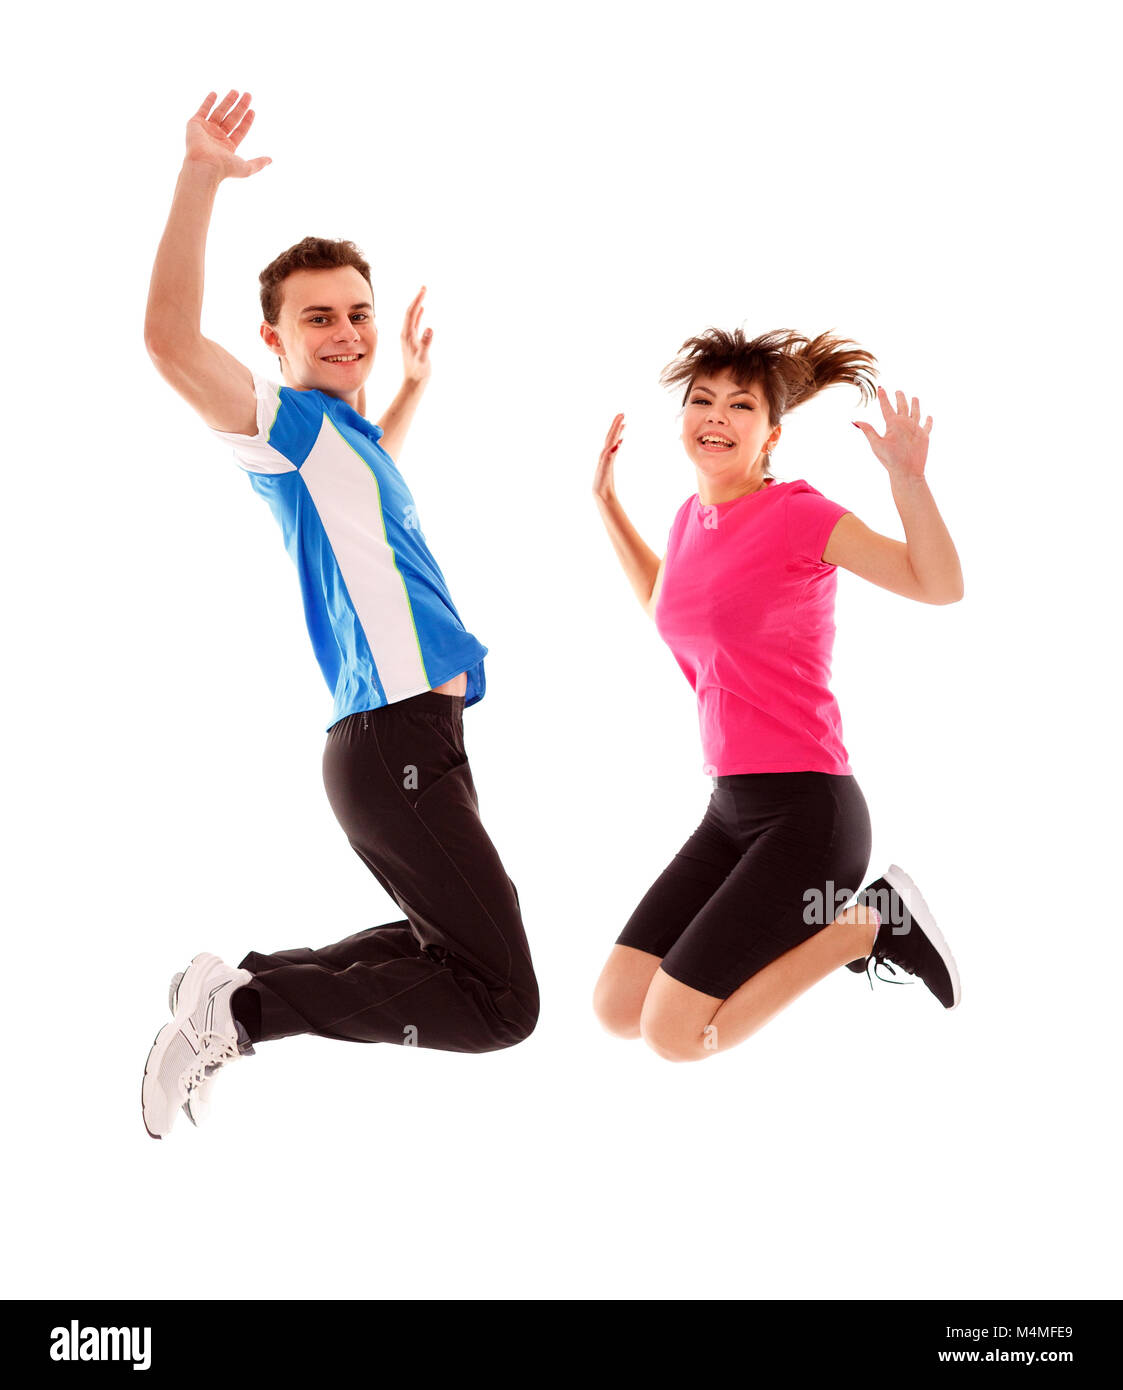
[263,265,377,396]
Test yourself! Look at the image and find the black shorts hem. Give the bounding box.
[656,959,734,1001]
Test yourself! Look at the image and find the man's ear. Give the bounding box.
[260,321,284,372]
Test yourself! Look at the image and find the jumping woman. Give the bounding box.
[592,328,963,1063]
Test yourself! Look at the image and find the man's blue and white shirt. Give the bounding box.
[210,374,487,729]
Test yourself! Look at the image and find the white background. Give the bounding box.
[4,0,1119,1301]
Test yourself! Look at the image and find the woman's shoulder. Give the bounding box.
[776,477,822,496]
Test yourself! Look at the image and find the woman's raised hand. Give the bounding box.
[185,90,272,179]
[593,414,626,500]
[853,387,932,481]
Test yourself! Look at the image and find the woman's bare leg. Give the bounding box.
[593,944,664,1039]
[639,904,878,1061]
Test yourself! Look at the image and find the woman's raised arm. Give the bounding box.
[593,414,664,618]
[826,387,964,604]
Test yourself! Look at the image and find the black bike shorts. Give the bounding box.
[616,772,872,999]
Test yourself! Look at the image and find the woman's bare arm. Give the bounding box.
[827,387,963,603]
[593,414,663,616]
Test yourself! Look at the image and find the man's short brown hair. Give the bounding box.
[259,236,373,325]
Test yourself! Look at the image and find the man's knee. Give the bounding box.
[493,988,539,1048]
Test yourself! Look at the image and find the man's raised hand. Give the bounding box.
[185,90,272,179]
[401,287,434,385]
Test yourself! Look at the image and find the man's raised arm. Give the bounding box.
[144,90,271,437]
[376,286,434,460]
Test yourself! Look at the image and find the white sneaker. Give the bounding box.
[141,953,254,1139]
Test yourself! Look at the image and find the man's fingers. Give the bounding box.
[228,106,256,147]
[406,286,427,327]
[219,92,251,132]
[211,90,241,124]
[403,305,425,345]
[405,288,427,337]
[193,92,219,120]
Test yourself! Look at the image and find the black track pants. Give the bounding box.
[233,692,539,1053]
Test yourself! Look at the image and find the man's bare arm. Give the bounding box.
[144,91,271,436]
[376,287,433,459]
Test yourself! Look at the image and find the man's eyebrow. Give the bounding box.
[299,302,374,314]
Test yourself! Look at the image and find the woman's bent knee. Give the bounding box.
[592,975,645,1038]
[593,946,661,1039]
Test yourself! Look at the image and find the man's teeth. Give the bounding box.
[325,355,361,363]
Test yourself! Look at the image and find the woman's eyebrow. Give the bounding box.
[693,386,759,400]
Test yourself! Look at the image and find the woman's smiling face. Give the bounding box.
[682,370,782,489]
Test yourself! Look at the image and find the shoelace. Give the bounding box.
[859,955,915,992]
[181,1030,241,1095]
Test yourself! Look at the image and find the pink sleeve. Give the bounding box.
[785,490,851,567]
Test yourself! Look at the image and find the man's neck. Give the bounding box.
[282,373,366,417]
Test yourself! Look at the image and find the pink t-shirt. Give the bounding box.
[654,478,852,776]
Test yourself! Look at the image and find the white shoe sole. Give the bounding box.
[168,969,204,1128]
[883,863,961,1009]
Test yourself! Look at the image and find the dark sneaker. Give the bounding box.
[845,864,961,1009]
